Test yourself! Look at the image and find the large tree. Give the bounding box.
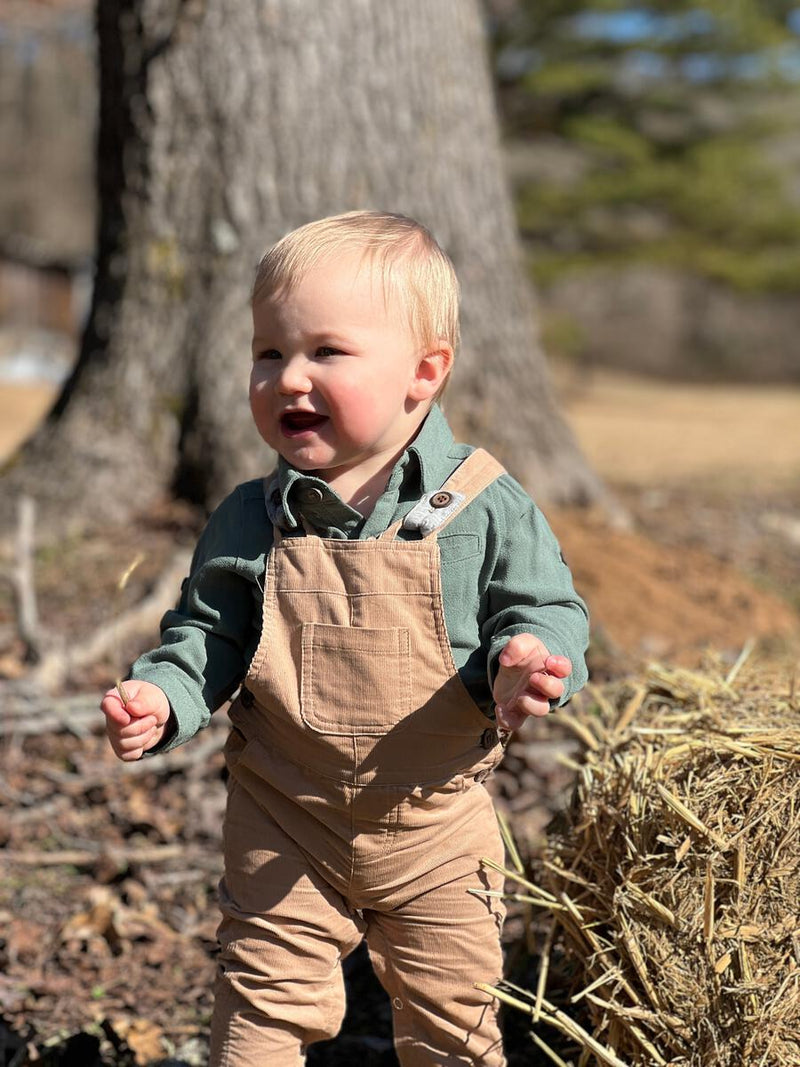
[1,0,602,536]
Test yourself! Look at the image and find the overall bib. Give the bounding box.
[211,450,509,1066]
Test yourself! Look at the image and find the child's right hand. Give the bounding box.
[101,680,171,761]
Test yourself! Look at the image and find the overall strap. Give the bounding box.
[378,448,506,541]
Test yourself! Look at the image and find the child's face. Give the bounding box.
[250,253,446,492]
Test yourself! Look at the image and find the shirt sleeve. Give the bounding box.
[130,485,267,753]
[481,484,590,707]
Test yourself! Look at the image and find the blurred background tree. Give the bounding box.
[1,0,799,534]
[0,0,603,537]
[490,0,800,379]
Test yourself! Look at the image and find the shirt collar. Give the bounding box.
[275,461,360,534]
[406,403,457,494]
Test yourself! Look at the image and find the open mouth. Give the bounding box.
[280,411,328,436]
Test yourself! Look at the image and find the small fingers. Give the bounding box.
[544,654,572,678]
[515,692,552,719]
[115,736,146,759]
[106,715,158,761]
[113,721,159,760]
[526,671,565,702]
[117,740,148,761]
[107,731,139,760]
[496,692,551,729]
[118,715,157,739]
[101,691,131,726]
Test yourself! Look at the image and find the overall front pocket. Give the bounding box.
[299,622,412,735]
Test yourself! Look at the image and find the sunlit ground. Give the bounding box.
[551,365,800,493]
[0,382,54,462]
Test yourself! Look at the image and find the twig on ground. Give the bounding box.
[1,843,198,868]
[26,550,191,693]
[0,496,44,662]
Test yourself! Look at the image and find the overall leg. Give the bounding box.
[364,792,507,1067]
[211,775,365,1067]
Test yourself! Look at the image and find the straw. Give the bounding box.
[484,654,800,1066]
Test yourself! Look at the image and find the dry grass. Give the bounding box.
[483,651,800,1066]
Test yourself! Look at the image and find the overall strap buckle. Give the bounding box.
[381,448,506,541]
[400,488,467,536]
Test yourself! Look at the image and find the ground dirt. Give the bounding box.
[0,385,54,464]
[1,370,798,1066]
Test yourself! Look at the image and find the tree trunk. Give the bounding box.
[1,0,603,537]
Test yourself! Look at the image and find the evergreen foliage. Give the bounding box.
[494,1,800,292]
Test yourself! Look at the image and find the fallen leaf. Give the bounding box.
[108,1016,165,1065]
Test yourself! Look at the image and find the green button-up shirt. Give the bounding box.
[131,405,589,752]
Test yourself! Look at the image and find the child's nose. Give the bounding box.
[276,356,312,395]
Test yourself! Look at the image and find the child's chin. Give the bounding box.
[280,447,328,471]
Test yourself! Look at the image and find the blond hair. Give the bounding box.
[252,211,460,359]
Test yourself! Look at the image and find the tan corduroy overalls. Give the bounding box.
[210,450,509,1067]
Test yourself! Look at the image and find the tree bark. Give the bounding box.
[0,0,603,537]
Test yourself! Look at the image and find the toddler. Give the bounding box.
[101,211,589,1066]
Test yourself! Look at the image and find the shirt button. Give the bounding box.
[301,487,324,504]
[392,997,403,1010]
[430,491,452,508]
[480,728,498,750]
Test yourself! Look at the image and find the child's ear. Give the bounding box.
[409,343,454,401]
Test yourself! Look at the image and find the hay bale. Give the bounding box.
[487,656,800,1066]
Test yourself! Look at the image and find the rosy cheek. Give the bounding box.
[331,383,365,415]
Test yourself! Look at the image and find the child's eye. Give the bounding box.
[255,348,282,361]
[316,346,341,359]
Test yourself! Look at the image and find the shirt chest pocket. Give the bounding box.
[299,622,412,735]
[438,533,481,565]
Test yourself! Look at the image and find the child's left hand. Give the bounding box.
[492,633,572,732]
